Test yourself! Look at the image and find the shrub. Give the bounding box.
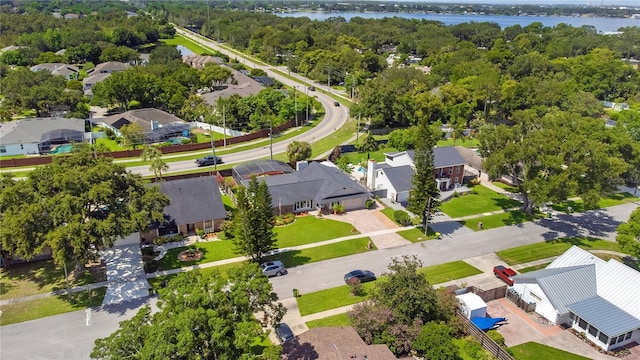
[471,188,478,195]
[144,260,159,273]
[365,199,375,209]
[350,281,364,296]
[487,330,506,348]
[181,138,191,144]
[470,178,481,185]
[275,213,295,226]
[128,100,141,109]
[452,191,459,198]
[394,210,412,226]
[196,229,206,238]
[153,234,184,245]
[141,246,156,256]
[160,141,172,147]
[333,204,345,214]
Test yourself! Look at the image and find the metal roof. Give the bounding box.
[548,245,604,269]
[156,176,227,225]
[596,258,640,320]
[568,296,640,336]
[381,165,414,192]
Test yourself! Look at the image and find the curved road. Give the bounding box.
[127,29,350,176]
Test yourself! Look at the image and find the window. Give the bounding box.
[625,332,632,340]
[449,166,453,173]
[0,145,5,153]
[529,291,542,302]
[578,318,587,330]
[569,312,575,322]
[456,166,460,174]
[599,333,609,344]
[618,335,625,343]
[611,336,618,345]
[294,200,312,210]
[588,325,598,337]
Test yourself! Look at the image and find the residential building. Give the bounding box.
[283,326,396,360]
[100,108,188,142]
[83,72,111,96]
[232,160,295,184]
[201,68,265,104]
[366,146,467,203]
[240,161,372,214]
[30,63,79,80]
[602,101,630,111]
[0,117,87,156]
[511,246,640,352]
[183,54,223,69]
[141,177,227,240]
[87,61,130,75]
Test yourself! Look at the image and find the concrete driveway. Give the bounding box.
[322,208,412,249]
[487,298,634,360]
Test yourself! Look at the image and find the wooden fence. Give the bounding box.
[506,289,537,313]
[457,311,516,360]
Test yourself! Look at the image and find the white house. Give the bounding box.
[511,246,640,352]
[0,117,87,156]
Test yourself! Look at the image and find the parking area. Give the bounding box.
[487,298,638,360]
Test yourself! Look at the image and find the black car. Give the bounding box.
[275,323,295,343]
[344,270,376,284]
[195,155,222,167]
[333,101,340,107]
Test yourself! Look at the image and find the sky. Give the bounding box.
[375,0,640,6]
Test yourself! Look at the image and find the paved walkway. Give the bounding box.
[101,244,149,306]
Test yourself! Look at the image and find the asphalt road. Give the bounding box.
[1,203,636,360]
[125,29,350,177]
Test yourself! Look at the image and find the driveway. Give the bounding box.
[102,244,149,306]
[322,208,412,249]
[487,298,636,360]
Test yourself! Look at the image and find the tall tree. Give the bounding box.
[141,146,168,181]
[406,117,439,229]
[231,176,277,263]
[286,141,312,163]
[200,63,235,90]
[119,123,145,149]
[616,207,640,258]
[0,150,169,271]
[91,265,284,360]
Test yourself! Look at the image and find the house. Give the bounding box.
[602,101,630,111]
[240,161,372,214]
[100,108,188,142]
[63,13,81,20]
[0,45,27,53]
[141,177,227,240]
[30,63,79,80]
[282,326,396,360]
[83,72,111,96]
[366,146,467,203]
[182,54,223,69]
[201,68,265,104]
[511,246,640,352]
[87,61,130,75]
[0,117,87,156]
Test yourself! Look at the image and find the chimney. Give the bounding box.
[366,159,377,189]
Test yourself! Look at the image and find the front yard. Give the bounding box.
[274,215,358,248]
[461,210,541,231]
[496,237,623,265]
[509,342,590,360]
[440,185,521,218]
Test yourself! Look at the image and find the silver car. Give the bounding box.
[261,260,286,277]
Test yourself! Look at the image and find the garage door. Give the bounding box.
[343,197,365,211]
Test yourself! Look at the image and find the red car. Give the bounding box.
[493,265,517,286]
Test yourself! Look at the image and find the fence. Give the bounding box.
[506,289,537,313]
[457,311,516,360]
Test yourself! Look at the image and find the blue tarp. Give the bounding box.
[471,317,507,331]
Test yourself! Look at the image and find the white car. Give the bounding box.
[260,260,286,277]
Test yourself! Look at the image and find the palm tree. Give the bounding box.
[142,146,168,181]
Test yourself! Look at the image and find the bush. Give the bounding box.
[275,213,295,226]
[141,246,156,256]
[394,210,411,226]
[487,330,506,348]
[333,204,345,214]
[365,199,375,209]
[154,234,184,245]
[144,260,159,273]
[350,281,364,296]
[160,141,172,147]
[196,229,206,238]
[452,191,459,198]
[128,100,141,109]
[181,138,191,144]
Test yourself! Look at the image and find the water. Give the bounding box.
[276,12,638,33]
[175,45,194,57]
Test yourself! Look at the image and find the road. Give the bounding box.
[125,28,350,177]
[1,202,636,360]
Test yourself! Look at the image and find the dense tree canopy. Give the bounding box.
[616,207,640,258]
[91,265,284,360]
[0,150,169,271]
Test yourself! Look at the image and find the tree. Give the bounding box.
[616,207,640,258]
[0,150,169,272]
[149,45,182,65]
[406,117,439,228]
[141,146,168,181]
[91,265,284,360]
[231,176,277,263]
[119,123,145,149]
[99,46,140,63]
[357,132,378,153]
[200,63,235,90]
[412,322,462,360]
[286,141,312,163]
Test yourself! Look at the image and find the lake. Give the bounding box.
[276,12,638,33]
[175,45,194,57]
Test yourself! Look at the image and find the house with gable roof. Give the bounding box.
[510,246,640,352]
[366,146,467,203]
[30,63,79,80]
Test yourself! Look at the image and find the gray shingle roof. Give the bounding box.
[201,68,264,104]
[90,61,129,74]
[568,296,640,336]
[156,177,227,224]
[433,146,466,168]
[102,108,184,132]
[381,165,414,192]
[0,117,85,144]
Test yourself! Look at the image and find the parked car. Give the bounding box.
[493,265,517,286]
[275,323,295,343]
[261,260,286,277]
[333,101,340,107]
[195,155,222,167]
[344,269,376,284]
[308,85,315,91]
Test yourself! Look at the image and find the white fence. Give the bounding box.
[191,121,245,137]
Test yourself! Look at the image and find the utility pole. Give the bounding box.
[269,118,273,160]
[210,126,217,173]
[357,113,361,143]
[327,67,331,93]
[424,197,433,235]
[222,105,227,148]
[306,86,309,123]
[294,86,298,127]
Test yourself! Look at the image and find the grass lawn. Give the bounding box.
[492,181,519,193]
[275,216,358,248]
[397,227,437,242]
[160,35,212,56]
[496,237,623,265]
[95,137,125,151]
[518,263,551,273]
[264,237,375,268]
[552,192,638,213]
[419,261,482,285]
[0,286,106,326]
[440,185,521,218]
[380,205,401,225]
[297,260,481,316]
[461,210,541,231]
[306,313,351,328]
[0,260,99,300]
[436,138,480,148]
[509,342,590,360]
[194,131,226,142]
[221,194,235,210]
[158,240,238,270]
[341,146,399,165]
